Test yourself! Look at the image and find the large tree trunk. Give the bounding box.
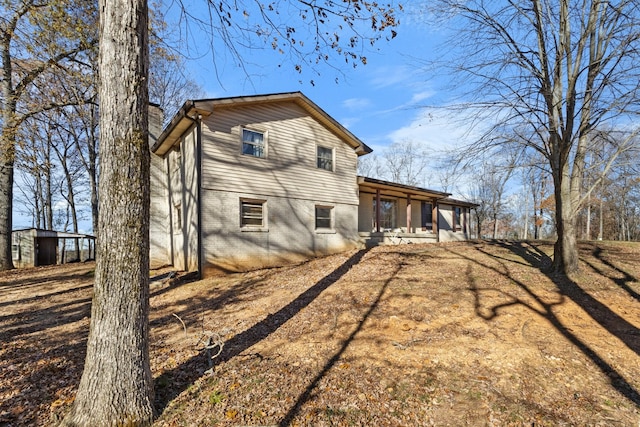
[61,0,153,424]
[552,167,580,275]
[0,51,16,270]
[0,147,14,270]
[89,107,99,233]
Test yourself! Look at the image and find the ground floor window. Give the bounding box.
[455,206,462,230]
[241,199,266,228]
[421,202,433,230]
[173,203,182,231]
[373,198,397,230]
[315,205,333,229]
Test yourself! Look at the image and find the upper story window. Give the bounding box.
[317,146,334,171]
[242,129,266,158]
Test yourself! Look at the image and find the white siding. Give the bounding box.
[149,152,170,267]
[200,103,359,205]
[438,204,470,242]
[200,188,360,274]
[149,104,171,268]
[167,126,199,272]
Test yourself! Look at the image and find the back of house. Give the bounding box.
[149,92,371,276]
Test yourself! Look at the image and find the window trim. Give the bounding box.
[240,198,268,231]
[241,128,267,159]
[316,145,334,172]
[315,205,335,233]
[173,203,182,232]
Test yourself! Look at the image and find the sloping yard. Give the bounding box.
[1,240,639,426]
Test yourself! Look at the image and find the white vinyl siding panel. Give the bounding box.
[200,103,359,205]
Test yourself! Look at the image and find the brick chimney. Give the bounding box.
[148,103,163,148]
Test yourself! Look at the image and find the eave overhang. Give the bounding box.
[151,92,372,157]
[358,176,451,201]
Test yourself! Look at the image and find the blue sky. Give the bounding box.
[164,2,468,159]
[14,2,476,232]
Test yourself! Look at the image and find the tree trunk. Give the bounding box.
[585,193,591,240]
[89,107,99,233]
[45,136,54,230]
[61,0,153,424]
[552,168,580,274]
[598,192,603,240]
[0,148,14,270]
[0,47,16,270]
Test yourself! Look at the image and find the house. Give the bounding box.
[11,228,96,268]
[148,92,476,277]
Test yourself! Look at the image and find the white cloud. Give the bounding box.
[340,116,361,129]
[387,108,476,152]
[342,97,372,110]
[368,65,418,89]
[410,90,436,104]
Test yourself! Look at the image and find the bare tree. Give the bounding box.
[0,0,96,270]
[60,0,154,423]
[357,153,384,178]
[429,0,640,274]
[358,139,436,188]
[383,139,431,186]
[466,149,518,239]
[62,1,400,424]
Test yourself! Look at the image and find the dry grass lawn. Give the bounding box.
[1,240,639,426]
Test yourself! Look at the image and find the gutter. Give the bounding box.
[150,100,196,153]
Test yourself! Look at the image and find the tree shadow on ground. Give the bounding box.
[454,240,640,407]
[154,248,371,416]
[278,258,400,426]
[0,284,92,426]
[583,246,640,301]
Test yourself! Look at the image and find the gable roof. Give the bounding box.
[151,92,372,157]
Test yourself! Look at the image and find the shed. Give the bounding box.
[11,228,96,268]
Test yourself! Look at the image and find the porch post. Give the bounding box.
[463,208,468,237]
[452,207,457,232]
[406,194,412,233]
[432,199,439,242]
[375,188,381,233]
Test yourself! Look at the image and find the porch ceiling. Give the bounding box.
[357,176,451,201]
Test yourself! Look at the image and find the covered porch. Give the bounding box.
[357,176,476,246]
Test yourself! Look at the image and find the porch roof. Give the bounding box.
[357,176,451,200]
[12,228,95,240]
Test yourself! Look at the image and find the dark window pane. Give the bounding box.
[242,202,264,226]
[315,206,332,229]
[317,146,333,171]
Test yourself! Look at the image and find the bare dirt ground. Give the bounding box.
[1,240,639,426]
